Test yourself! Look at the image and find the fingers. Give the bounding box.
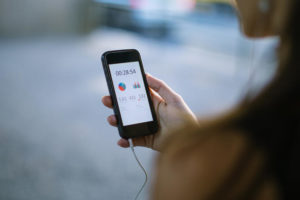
[102,95,113,108]
[146,74,179,103]
[149,88,164,112]
[103,96,117,126]
[117,137,148,148]
[117,139,130,148]
[107,115,117,127]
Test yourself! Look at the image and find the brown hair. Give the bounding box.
[159,0,300,198]
[236,0,300,195]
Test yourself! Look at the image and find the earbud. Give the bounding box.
[258,0,270,13]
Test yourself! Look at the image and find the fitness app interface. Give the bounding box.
[109,61,153,126]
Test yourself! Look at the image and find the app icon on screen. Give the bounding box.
[118,82,126,91]
[133,82,141,89]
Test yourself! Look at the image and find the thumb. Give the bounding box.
[146,74,179,103]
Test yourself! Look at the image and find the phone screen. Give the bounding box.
[109,61,153,126]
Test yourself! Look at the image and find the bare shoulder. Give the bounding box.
[151,129,280,200]
[158,129,253,171]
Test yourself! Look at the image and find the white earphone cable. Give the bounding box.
[128,139,148,200]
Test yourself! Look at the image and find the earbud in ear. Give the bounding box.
[258,0,270,13]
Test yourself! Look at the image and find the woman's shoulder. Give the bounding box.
[152,127,280,200]
[159,125,253,165]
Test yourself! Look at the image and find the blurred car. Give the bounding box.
[195,0,235,15]
[93,0,196,37]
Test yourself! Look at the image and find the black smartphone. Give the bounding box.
[101,49,159,139]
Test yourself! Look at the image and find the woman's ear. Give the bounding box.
[235,0,277,38]
[271,0,291,35]
[248,0,274,37]
[256,0,274,37]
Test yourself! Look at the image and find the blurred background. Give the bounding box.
[0,0,278,199]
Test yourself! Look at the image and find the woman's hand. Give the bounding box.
[102,74,198,151]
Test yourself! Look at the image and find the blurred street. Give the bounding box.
[0,4,277,200]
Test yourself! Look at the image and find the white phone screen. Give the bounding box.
[109,61,153,126]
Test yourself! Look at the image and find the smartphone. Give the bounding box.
[101,49,159,139]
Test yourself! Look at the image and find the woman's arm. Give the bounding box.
[151,130,279,200]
